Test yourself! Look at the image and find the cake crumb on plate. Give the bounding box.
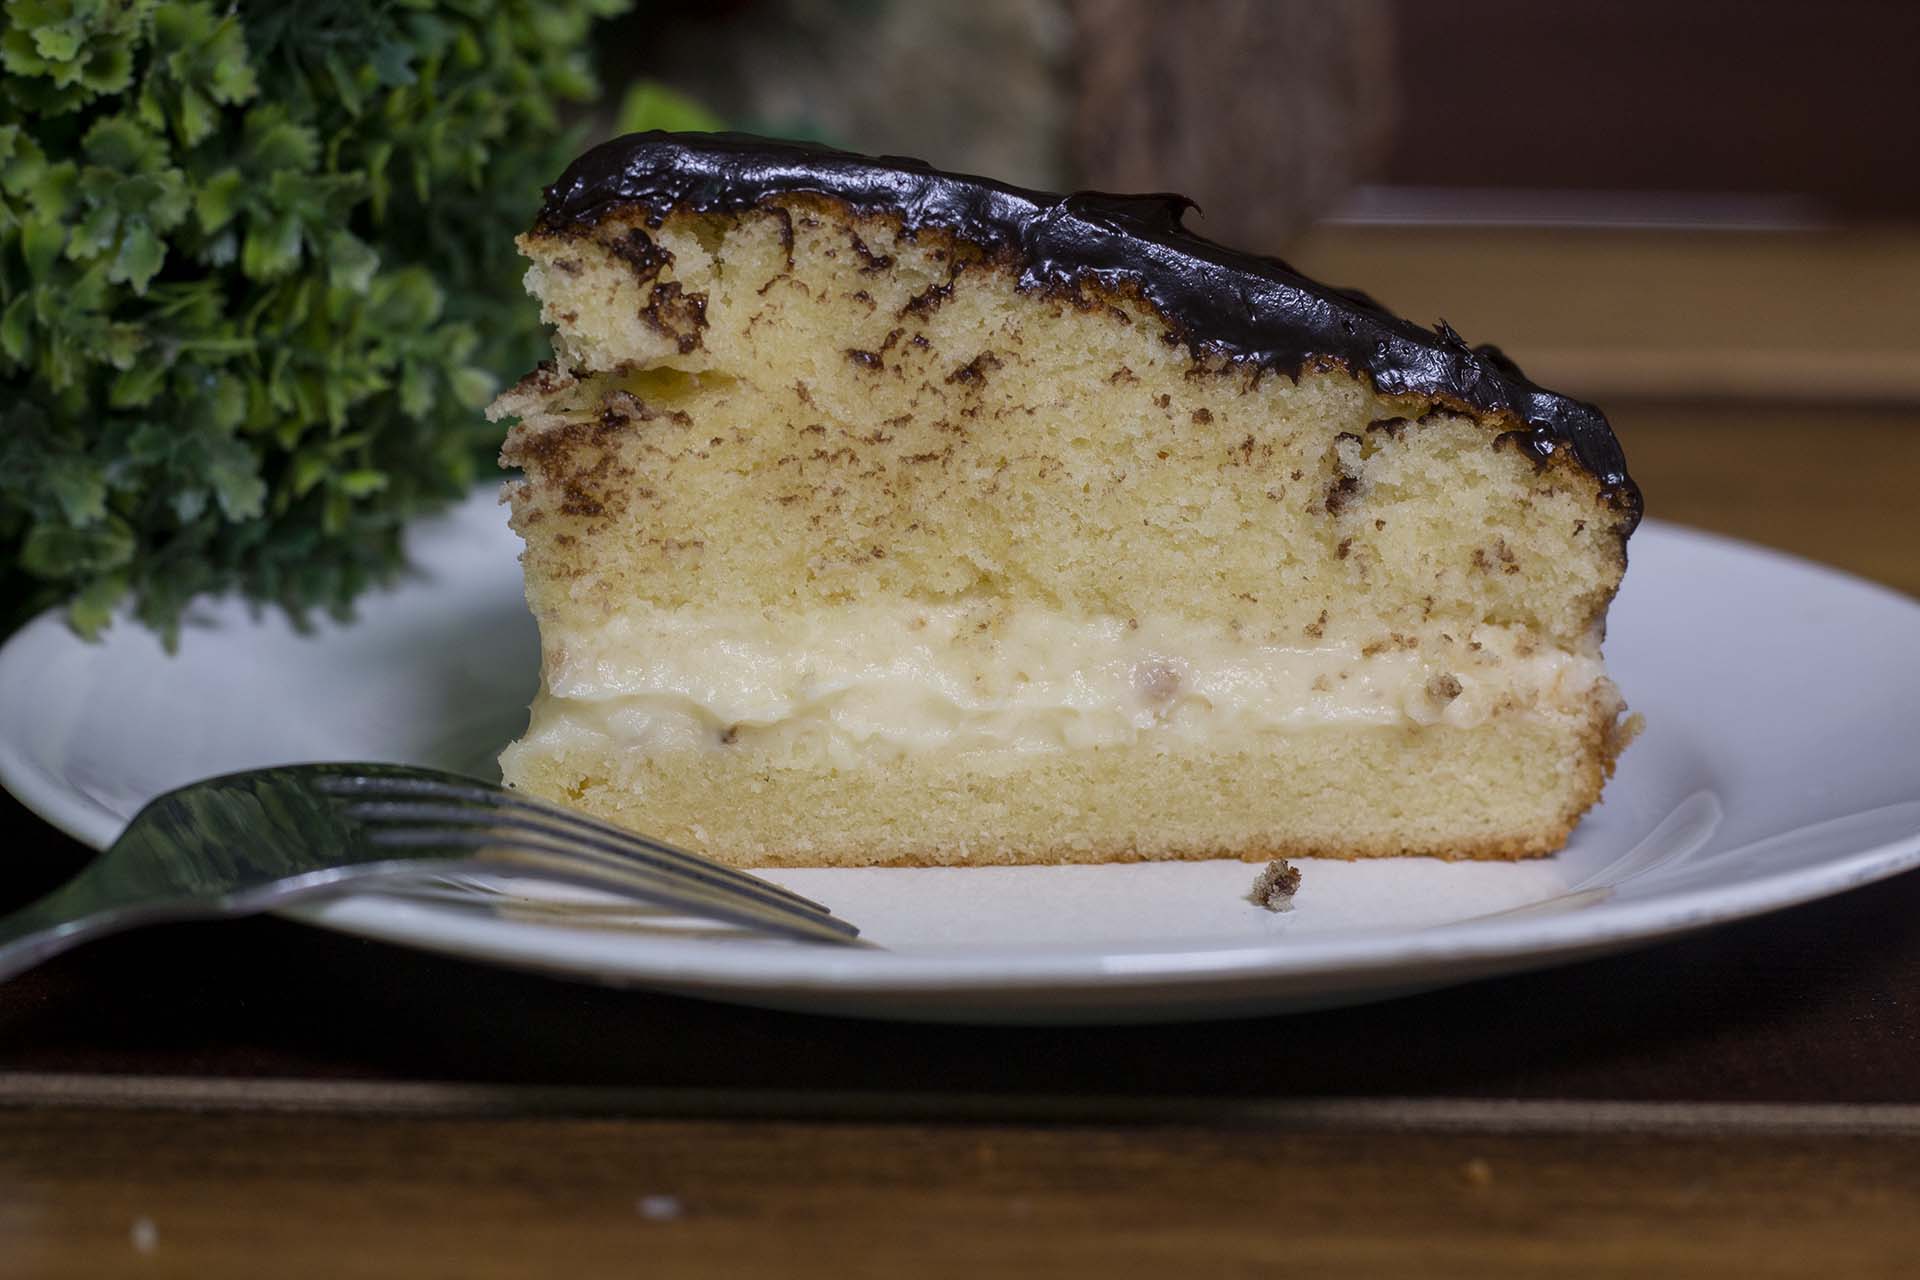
[1250,859,1303,911]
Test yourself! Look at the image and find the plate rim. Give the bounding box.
[4,513,1919,998]
[278,831,1920,993]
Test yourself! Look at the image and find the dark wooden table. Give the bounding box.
[5,271,1920,1272]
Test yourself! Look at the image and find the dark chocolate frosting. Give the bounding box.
[537,132,1639,523]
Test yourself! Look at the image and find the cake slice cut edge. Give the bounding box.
[489,132,1643,868]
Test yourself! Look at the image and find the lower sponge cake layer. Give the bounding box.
[501,713,1626,868]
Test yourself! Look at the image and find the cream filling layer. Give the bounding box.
[508,604,1608,769]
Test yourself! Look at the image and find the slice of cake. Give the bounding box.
[490,132,1642,868]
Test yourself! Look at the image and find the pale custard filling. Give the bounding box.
[506,604,1607,770]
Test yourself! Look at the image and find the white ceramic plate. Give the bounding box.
[3,490,1918,1024]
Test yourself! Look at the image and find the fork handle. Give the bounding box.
[0,881,207,984]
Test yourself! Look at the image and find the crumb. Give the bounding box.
[131,1217,158,1255]
[1611,711,1647,754]
[637,1194,684,1222]
[1249,859,1302,911]
[1460,1158,1494,1188]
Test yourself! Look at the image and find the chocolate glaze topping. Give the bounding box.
[538,132,1639,524]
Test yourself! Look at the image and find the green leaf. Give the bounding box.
[242,106,320,173]
[206,437,265,520]
[325,230,379,293]
[194,167,245,232]
[449,365,495,409]
[31,27,84,65]
[373,266,442,330]
[82,116,167,173]
[20,516,135,578]
[97,320,144,369]
[1,294,31,364]
[69,202,120,260]
[322,50,364,116]
[45,453,109,524]
[616,82,724,135]
[159,5,256,104]
[321,487,348,535]
[126,422,176,465]
[110,220,166,292]
[144,2,256,142]
[367,39,417,88]
[110,357,170,407]
[288,448,330,498]
[21,216,67,277]
[22,157,79,219]
[361,139,394,219]
[206,36,257,104]
[0,124,48,196]
[174,85,215,146]
[397,359,433,418]
[241,209,302,279]
[335,468,388,498]
[204,372,246,432]
[67,571,129,639]
[0,25,50,78]
[170,487,206,522]
[79,41,136,95]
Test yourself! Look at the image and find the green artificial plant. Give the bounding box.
[0,0,657,642]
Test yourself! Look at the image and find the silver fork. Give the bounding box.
[0,762,865,981]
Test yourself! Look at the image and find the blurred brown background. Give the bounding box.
[613,0,1920,593]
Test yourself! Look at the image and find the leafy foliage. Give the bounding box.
[615,79,720,136]
[1,0,635,641]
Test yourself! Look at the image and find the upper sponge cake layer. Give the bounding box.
[531,133,1637,509]
[494,133,1637,653]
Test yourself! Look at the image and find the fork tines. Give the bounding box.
[310,770,864,945]
[315,772,831,912]
[358,823,863,945]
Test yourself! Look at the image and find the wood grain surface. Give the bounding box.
[1290,228,1920,404]
[6,1107,1920,1279]
[2,226,1917,1274]
[1609,400,1920,595]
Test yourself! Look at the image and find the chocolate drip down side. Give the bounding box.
[536,132,1640,525]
